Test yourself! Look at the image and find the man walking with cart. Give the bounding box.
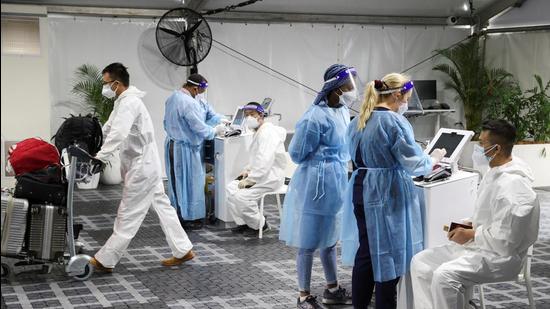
[90,63,195,272]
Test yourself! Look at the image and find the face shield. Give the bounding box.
[187,79,208,101]
[377,80,423,116]
[324,67,365,114]
[242,103,265,116]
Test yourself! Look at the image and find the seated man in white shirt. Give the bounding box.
[409,119,540,309]
[226,102,287,235]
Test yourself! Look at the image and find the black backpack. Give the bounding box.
[52,114,103,156]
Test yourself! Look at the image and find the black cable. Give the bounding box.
[403,0,476,74]
[401,35,472,73]
[212,39,361,113]
[203,0,263,16]
[211,43,318,96]
[212,38,319,93]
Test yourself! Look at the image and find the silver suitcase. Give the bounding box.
[1,193,29,256]
[27,204,67,261]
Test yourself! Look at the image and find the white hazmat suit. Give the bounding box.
[410,157,540,309]
[95,86,193,268]
[226,122,287,229]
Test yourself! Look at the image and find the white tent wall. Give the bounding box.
[484,30,550,91]
[48,16,470,176]
[1,17,50,186]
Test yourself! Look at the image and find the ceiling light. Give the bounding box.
[463,3,469,11]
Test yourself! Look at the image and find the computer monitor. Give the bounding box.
[230,107,245,129]
[413,80,437,101]
[425,128,474,165]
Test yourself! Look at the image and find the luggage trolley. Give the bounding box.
[1,145,102,280]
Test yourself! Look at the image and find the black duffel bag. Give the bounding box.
[14,165,67,206]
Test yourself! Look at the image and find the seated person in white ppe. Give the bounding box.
[409,119,540,309]
[227,102,287,235]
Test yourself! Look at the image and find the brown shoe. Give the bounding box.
[89,257,113,273]
[161,250,196,266]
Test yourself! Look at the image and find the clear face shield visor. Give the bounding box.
[324,68,365,113]
[377,80,423,115]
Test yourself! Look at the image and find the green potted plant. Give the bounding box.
[72,64,115,124]
[473,74,549,187]
[434,35,519,169]
[72,64,121,186]
[509,75,550,187]
[433,35,515,135]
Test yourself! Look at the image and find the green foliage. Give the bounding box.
[484,74,526,140]
[71,64,114,124]
[523,75,550,142]
[479,74,549,143]
[433,36,549,143]
[433,37,485,134]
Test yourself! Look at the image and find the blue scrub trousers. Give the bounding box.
[297,245,338,292]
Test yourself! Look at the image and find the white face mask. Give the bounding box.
[245,116,260,130]
[397,101,409,115]
[102,82,117,99]
[196,93,206,102]
[338,88,358,107]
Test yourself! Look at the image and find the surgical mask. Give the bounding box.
[102,82,117,99]
[196,93,206,102]
[397,101,409,115]
[472,144,498,168]
[245,116,260,130]
[338,89,357,108]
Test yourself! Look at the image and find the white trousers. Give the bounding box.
[410,244,521,309]
[226,180,276,230]
[95,181,193,268]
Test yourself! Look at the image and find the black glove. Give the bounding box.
[90,158,105,174]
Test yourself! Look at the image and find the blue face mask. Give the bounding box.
[472,144,498,167]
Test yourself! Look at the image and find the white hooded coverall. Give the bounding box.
[410,157,540,309]
[226,122,287,229]
[94,86,193,268]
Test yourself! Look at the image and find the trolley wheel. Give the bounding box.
[73,263,93,281]
[1,263,10,277]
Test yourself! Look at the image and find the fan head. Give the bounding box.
[156,8,212,67]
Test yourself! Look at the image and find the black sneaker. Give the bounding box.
[231,225,248,233]
[297,295,326,309]
[188,220,204,230]
[322,286,352,305]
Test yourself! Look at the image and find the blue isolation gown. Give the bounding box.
[163,90,222,220]
[341,109,433,282]
[279,101,351,249]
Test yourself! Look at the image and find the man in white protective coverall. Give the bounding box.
[409,119,540,309]
[226,102,287,236]
[90,63,195,272]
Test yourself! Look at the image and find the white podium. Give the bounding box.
[415,170,479,249]
[214,133,253,223]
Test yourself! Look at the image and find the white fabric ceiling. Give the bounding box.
[3,0,493,17]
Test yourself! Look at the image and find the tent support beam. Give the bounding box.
[38,5,473,26]
[474,0,526,32]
